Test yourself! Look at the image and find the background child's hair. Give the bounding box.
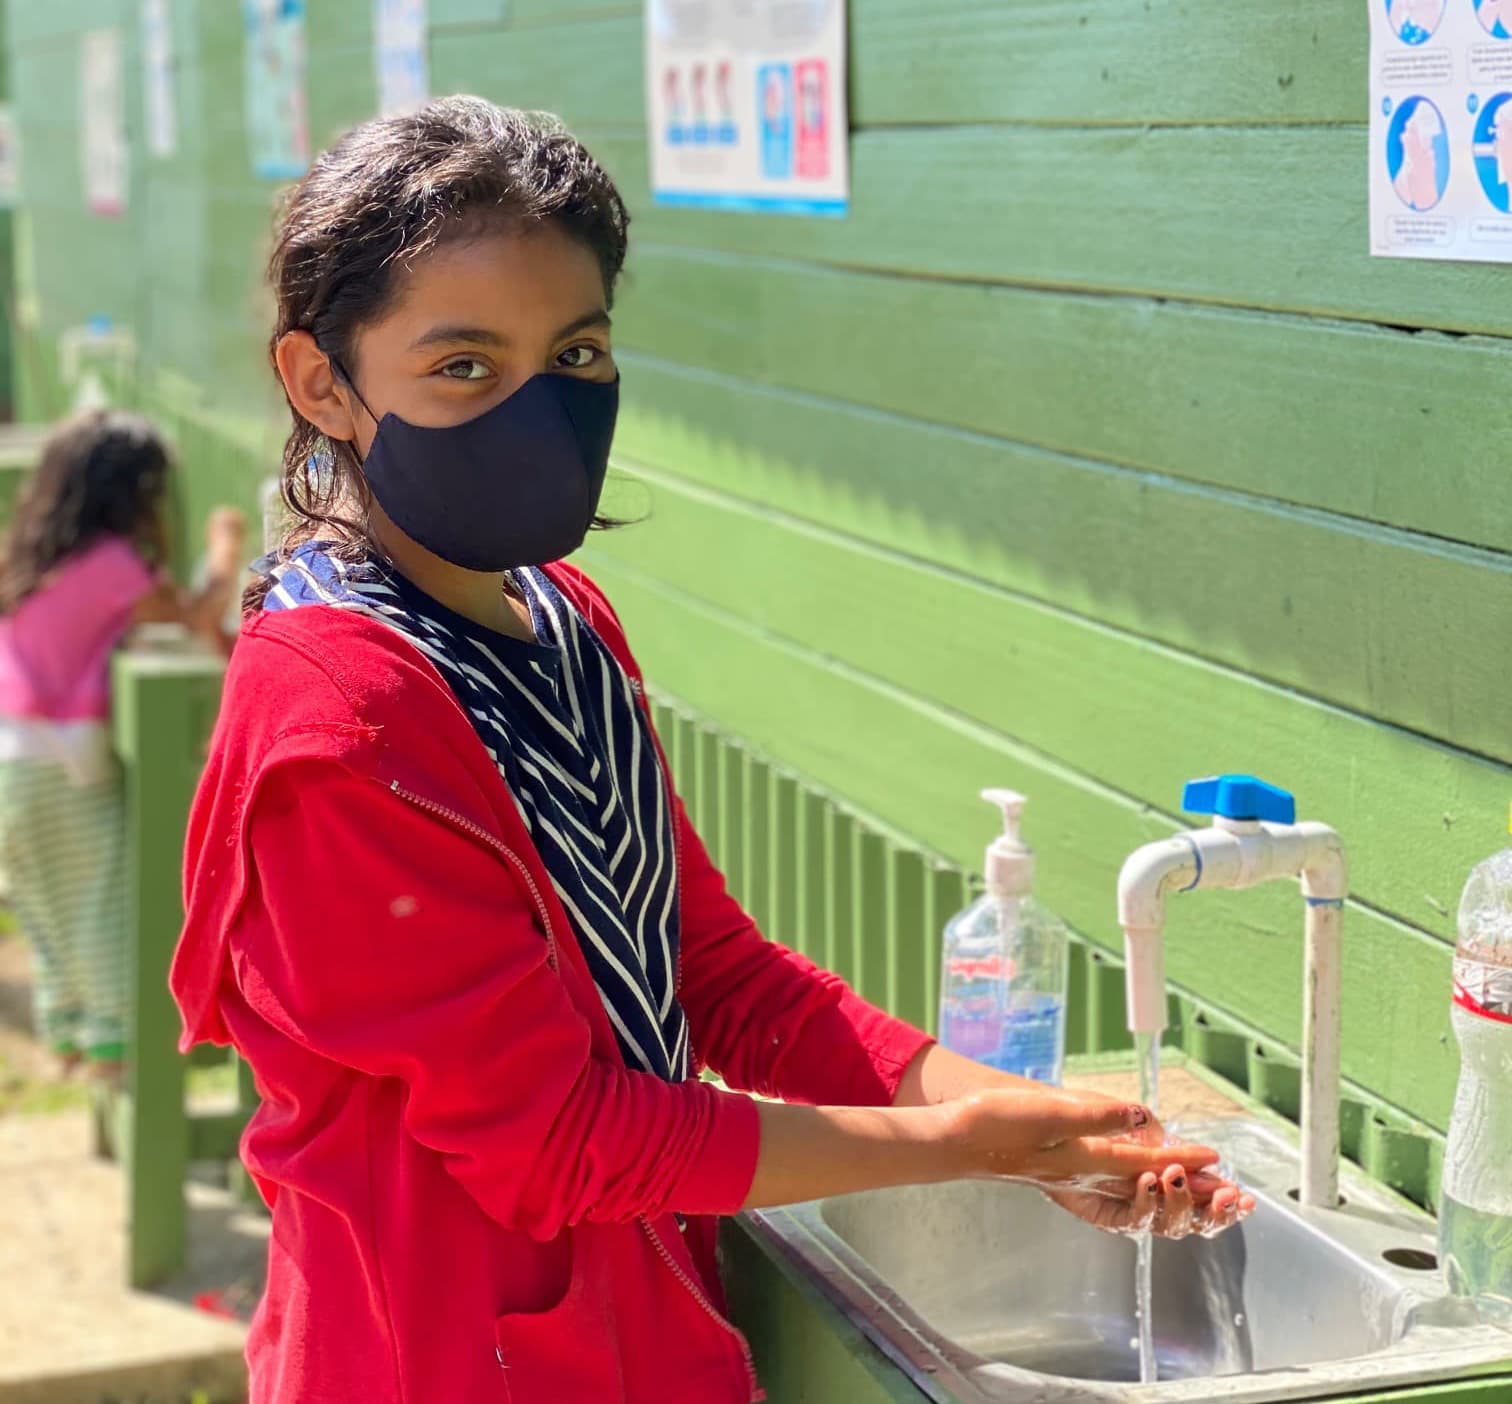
[253,96,631,608]
[0,409,171,613]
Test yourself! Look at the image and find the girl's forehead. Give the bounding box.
[379,227,606,339]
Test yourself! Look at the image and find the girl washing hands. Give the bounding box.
[170,98,1253,1404]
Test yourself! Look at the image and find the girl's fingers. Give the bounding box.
[1074,1137,1221,1179]
[1020,1094,1155,1145]
[1157,1163,1196,1238]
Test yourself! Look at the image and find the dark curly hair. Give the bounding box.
[0,409,170,613]
[251,96,631,608]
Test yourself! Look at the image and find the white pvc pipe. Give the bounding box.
[1300,840,1348,1210]
[1117,822,1348,1206]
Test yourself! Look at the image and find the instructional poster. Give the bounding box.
[0,106,19,210]
[645,0,849,217]
[80,28,128,216]
[1370,0,1512,261]
[141,0,178,160]
[376,0,428,116]
[243,0,310,180]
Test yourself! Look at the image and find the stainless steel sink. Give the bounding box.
[747,1117,1512,1402]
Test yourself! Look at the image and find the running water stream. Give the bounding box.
[1134,1031,1161,1384]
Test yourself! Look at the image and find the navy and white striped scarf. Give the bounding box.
[263,544,690,1083]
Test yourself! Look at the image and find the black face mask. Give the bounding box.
[336,363,619,572]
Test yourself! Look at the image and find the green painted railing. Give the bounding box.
[106,646,256,1290]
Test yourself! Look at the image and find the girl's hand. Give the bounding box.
[1046,1163,1255,1239]
[947,1087,1216,1190]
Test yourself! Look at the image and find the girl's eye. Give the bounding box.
[439,358,491,381]
[557,345,601,370]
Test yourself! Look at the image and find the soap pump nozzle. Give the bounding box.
[981,788,1035,899]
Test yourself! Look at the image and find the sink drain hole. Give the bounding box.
[1383,1247,1438,1272]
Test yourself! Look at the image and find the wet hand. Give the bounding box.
[949,1088,1219,1192]
[1047,1162,1256,1239]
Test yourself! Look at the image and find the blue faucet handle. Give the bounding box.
[1183,774,1296,825]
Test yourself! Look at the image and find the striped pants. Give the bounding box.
[0,757,128,1060]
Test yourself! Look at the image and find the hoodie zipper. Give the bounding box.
[387,774,759,1401]
[640,1218,763,1402]
[385,781,559,973]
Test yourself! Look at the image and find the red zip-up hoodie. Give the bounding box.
[170,563,932,1404]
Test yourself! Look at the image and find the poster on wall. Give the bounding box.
[141,0,178,159]
[0,106,19,209]
[80,28,129,216]
[243,0,310,180]
[645,0,849,217]
[1369,0,1512,261]
[376,0,428,116]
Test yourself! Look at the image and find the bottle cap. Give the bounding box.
[981,789,1035,898]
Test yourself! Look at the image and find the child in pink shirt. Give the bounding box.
[0,409,244,1078]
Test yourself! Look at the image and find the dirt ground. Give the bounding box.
[0,927,262,1404]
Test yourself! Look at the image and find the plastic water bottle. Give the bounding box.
[939,791,1069,1083]
[1439,815,1512,1323]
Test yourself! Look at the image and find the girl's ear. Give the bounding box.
[276,331,360,444]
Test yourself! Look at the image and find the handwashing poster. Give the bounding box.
[141,0,179,160]
[243,0,310,180]
[0,106,19,210]
[645,0,849,217]
[80,28,128,217]
[375,0,428,117]
[1370,0,1512,261]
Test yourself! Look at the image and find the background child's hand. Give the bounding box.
[205,507,247,576]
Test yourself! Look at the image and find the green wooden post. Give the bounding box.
[112,650,225,1289]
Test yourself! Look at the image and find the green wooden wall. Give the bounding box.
[5,1,1508,1139]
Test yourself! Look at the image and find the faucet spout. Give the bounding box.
[1115,778,1348,1209]
[1117,837,1200,1036]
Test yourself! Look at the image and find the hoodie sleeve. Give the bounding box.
[673,792,934,1107]
[231,762,759,1238]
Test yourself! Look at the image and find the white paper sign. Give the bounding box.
[80,28,128,216]
[1369,0,1512,261]
[142,0,178,159]
[376,0,428,116]
[244,0,310,180]
[0,107,20,210]
[645,0,848,217]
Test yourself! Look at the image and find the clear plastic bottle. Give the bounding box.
[939,791,1070,1084]
[1439,815,1512,1324]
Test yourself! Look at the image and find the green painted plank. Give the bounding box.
[430,14,642,132]
[113,651,226,1288]
[743,754,773,937]
[886,848,931,1033]
[583,557,1462,1129]
[607,385,1512,778]
[768,771,800,951]
[853,828,889,1010]
[429,0,510,26]
[583,129,1512,338]
[615,252,1512,554]
[850,0,1361,128]
[795,787,828,964]
[825,807,856,988]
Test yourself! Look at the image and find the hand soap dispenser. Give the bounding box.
[939,790,1070,1083]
